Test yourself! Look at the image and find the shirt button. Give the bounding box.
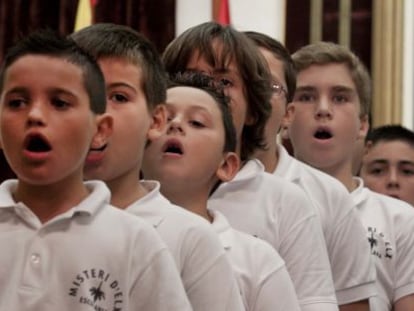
[31,253,40,264]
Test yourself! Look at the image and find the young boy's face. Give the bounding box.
[258,47,287,140]
[0,55,96,185]
[84,57,152,183]
[186,47,250,150]
[142,86,228,193]
[360,140,414,206]
[288,63,368,173]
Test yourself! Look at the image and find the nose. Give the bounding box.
[26,102,46,127]
[167,117,184,134]
[386,169,399,189]
[315,96,332,119]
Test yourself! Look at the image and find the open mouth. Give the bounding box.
[314,128,332,140]
[24,134,51,152]
[163,139,183,155]
[90,144,107,152]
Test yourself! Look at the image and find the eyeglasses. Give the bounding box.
[271,83,288,98]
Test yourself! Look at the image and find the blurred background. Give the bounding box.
[0,0,411,181]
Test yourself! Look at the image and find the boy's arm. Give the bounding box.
[180,224,244,311]
[128,248,192,311]
[277,183,339,311]
[394,294,414,311]
[253,253,301,311]
[326,191,376,305]
[130,247,193,311]
[128,223,193,311]
[394,205,414,310]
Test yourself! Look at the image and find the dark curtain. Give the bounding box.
[0,0,78,62]
[95,0,175,53]
[0,0,176,182]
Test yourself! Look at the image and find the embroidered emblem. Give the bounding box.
[367,227,393,259]
[69,268,124,310]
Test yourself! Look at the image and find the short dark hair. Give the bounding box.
[71,23,167,110]
[162,22,272,161]
[366,124,414,148]
[0,29,106,114]
[244,31,296,103]
[169,72,236,153]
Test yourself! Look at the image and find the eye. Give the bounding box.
[294,92,315,103]
[166,111,175,122]
[6,98,26,109]
[190,120,205,128]
[332,94,349,103]
[52,98,70,110]
[401,167,414,176]
[271,83,287,97]
[368,167,384,176]
[109,93,128,104]
[218,78,233,88]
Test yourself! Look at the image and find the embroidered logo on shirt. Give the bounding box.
[69,268,124,310]
[367,227,393,259]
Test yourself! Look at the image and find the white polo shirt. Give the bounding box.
[352,177,414,311]
[208,159,338,311]
[210,210,301,311]
[273,145,376,304]
[127,180,244,311]
[0,180,191,311]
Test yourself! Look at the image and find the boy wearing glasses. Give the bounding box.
[246,31,376,311]
[161,22,338,311]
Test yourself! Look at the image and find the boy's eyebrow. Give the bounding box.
[167,102,210,113]
[295,85,316,92]
[106,82,136,92]
[49,87,79,97]
[399,160,414,166]
[213,67,242,76]
[4,86,78,98]
[295,85,355,93]
[367,159,388,165]
[213,68,230,74]
[331,85,355,93]
[3,86,29,96]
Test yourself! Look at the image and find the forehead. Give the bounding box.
[167,86,220,115]
[98,57,143,85]
[297,63,355,91]
[186,46,240,76]
[3,55,85,92]
[368,140,414,161]
[259,47,285,83]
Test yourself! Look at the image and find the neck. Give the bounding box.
[317,161,357,192]
[161,186,213,223]
[14,175,89,224]
[255,141,279,173]
[106,168,147,209]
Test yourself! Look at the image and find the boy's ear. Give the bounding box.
[279,104,293,139]
[280,104,296,140]
[285,104,295,123]
[216,152,240,182]
[363,140,373,155]
[91,113,113,150]
[147,105,167,141]
[358,114,370,139]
